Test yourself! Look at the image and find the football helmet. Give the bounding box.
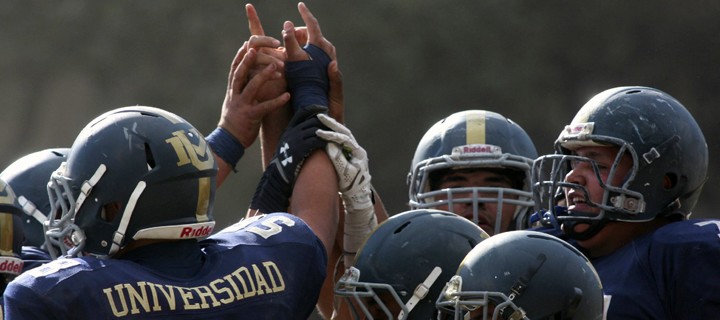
[45,106,217,258]
[0,148,69,248]
[0,178,25,289]
[408,110,538,234]
[532,86,708,240]
[334,209,489,319]
[436,230,604,320]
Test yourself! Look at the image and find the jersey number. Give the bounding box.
[247,215,296,239]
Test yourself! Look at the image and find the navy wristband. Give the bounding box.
[206,127,245,172]
[286,44,331,112]
[304,44,331,70]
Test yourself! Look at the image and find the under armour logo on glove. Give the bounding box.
[279,143,293,167]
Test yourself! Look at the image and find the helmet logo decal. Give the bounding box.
[166,129,215,171]
[0,255,23,275]
[196,177,211,222]
[561,122,594,140]
[0,181,18,258]
[0,212,15,257]
[466,111,486,145]
[451,144,502,156]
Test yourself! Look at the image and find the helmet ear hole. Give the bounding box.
[664,173,677,190]
[144,143,156,170]
[100,202,122,222]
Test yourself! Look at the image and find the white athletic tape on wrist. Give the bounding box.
[342,201,377,267]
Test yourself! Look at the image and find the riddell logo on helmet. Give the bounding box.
[0,258,23,274]
[453,144,502,155]
[180,225,213,238]
[565,122,594,135]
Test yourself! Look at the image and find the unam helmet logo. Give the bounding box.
[166,129,215,171]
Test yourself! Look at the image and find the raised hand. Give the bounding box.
[245,4,288,103]
[218,48,288,150]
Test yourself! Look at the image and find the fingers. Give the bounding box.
[316,114,351,136]
[297,2,322,43]
[293,26,309,47]
[247,35,281,51]
[246,3,265,36]
[228,41,250,90]
[252,48,285,74]
[318,131,366,162]
[327,60,344,123]
[282,20,308,61]
[316,130,347,145]
[351,145,368,161]
[237,53,283,103]
[231,47,257,94]
[245,37,285,94]
[316,130,361,153]
[255,89,291,116]
[243,61,289,119]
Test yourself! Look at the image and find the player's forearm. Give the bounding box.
[290,150,339,254]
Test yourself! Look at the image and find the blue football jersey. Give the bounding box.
[594,219,720,319]
[3,213,327,319]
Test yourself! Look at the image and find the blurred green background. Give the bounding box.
[3,0,719,232]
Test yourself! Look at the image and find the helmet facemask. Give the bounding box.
[533,134,648,240]
[335,266,442,320]
[436,275,530,320]
[409,150,534,235]
[532,119,697,241]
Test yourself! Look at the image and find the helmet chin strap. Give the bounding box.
[399,266,442,319]
[561,216,608,241]
[109,181,146,256]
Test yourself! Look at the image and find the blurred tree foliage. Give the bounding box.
[2,0,719,235]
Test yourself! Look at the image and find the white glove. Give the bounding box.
[316,114,373,211]
[316,114,378,266]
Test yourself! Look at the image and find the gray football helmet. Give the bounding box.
[408,110,537,234]
[436,230,604,320]
[532,86,707,240]
[45,106,217,258]
[334,209,489,319]
[0,148,68,248]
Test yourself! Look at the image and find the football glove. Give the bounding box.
[249,105,328,214]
